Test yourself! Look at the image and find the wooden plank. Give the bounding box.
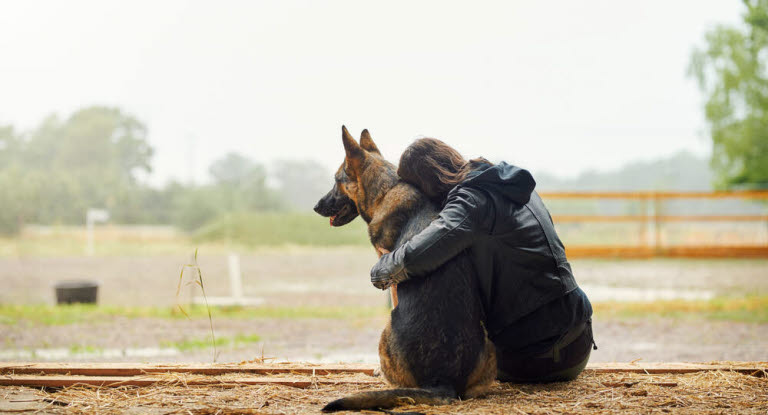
[585,362,767,376]
[0,374,380,388]
[565,245,768,259]
[539,190,768,199]
[3,362,764,375]
[553,214,768,223]
[0,362,377,377]
[660,246,768,258]
[1,363,765,390]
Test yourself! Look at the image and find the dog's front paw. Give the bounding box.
[372,366,382,377]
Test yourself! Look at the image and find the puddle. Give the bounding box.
[0,347,179,360]
[580,284,714,302]
[287,352,380,364]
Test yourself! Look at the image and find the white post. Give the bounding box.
[86,215,95,256]
[228,253,243,299]
[85,209,110,256]
[193,252,262,306]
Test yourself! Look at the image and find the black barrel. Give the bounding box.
[54,280,99,304]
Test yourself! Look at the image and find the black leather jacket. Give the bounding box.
[372,162,589,343]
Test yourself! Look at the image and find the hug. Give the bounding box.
[371,137,596,383]
[315,127,595,411]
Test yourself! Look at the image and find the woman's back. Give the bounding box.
[395,162,580,337]
[371,137,595,383]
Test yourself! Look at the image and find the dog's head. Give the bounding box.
[313,165,359,227]
[314,126,389,226]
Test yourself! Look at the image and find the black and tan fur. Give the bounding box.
[313,126,496,412]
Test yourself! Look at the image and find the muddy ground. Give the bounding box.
[0,248,766,363]
[2,314,768,363]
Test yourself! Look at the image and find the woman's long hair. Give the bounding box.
[397,138,491,202]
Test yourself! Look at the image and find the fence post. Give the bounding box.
[653,193,662,254]
[640,195,648,247]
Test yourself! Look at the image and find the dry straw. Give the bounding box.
[176,248,218,363]
[19,368,767,414]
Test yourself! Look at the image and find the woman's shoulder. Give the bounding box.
[446,184,490,205]
[443,186,496,226]
[456,161,536,207]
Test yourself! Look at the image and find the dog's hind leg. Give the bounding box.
[462,335,497,399]
[378,320,418,387]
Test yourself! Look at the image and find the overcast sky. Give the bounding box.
[0,1,743,185]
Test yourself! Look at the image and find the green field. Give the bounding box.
[2,296,766,326]
[0,213,370,257]
[195,212,370,247]
[0,304,389,326]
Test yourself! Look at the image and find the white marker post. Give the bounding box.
[193,253,263,306]
[85,208,110,256]
[228,253,244,299]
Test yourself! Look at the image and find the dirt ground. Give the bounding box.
[2,314,767,364]
[2,249,767,307]
[0,248,766,364]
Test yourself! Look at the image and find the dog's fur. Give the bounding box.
[314,127,496,412]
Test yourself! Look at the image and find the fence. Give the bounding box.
[539,190,768,258]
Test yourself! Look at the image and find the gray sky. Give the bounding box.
[0,1,742,185]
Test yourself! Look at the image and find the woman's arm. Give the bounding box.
[370,187,489,289]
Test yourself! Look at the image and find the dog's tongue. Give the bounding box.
[329,215,336,226]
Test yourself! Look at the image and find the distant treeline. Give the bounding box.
[534,152,714,192]
[0,106,331,235]
[1,106,760,237]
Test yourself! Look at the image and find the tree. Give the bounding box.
[0,107,156,231]
[209,153,263,187]
[0,125,20,167]
[24,107,153,182]
[689,0,768,189]
[208,152,283,212]
[271,160,331,211]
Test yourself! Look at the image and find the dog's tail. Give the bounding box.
[321,387,455,413]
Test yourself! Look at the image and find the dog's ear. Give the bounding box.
[341,125,365,174]
[359,129,380,154]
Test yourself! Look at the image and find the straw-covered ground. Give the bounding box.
[2,369,767,414]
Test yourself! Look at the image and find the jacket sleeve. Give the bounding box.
[371,187,491,282]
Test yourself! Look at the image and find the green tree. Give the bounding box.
[24,107,152,182]
[208,152,284,212]
[0,125,20,167]
[272,160,331,211]
[170,153,286,231]
[0,107,155,232]
[689,0,768,189]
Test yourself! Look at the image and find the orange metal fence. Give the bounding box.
[539,191,768,259]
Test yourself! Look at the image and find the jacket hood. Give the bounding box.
[458,161,536,205]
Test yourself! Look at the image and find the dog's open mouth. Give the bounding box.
[330,204,351,226]
[328,201,358,227]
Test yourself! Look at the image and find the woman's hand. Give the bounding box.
[370,248,409,290]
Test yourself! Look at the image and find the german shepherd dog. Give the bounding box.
[313,126,496,412]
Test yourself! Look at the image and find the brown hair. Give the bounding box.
[397,138,491,202]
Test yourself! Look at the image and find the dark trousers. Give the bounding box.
[496,320,595,383]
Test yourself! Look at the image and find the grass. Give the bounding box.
[68,344,104,354]
[0,213,370,257]
[593,295,768,323]
[194,212,370,247]
[1,296,766,326]
[160,333,262,351]
[0,304,389,326]
[176,248,219,360]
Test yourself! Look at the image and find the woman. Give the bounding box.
[370,138,595,382]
